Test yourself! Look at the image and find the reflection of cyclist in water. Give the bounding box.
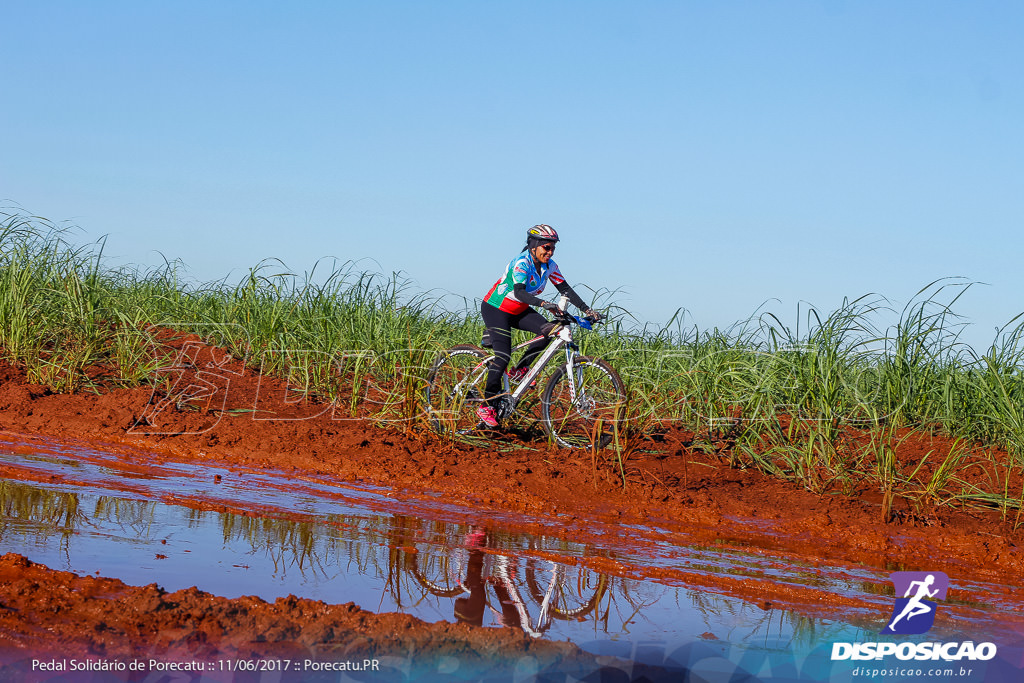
[453,528,487,626]
[453,527,522,628]
[887,574,939,631]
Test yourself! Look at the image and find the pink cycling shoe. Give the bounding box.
[475,405,499,427]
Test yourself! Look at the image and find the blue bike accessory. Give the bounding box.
[573,315,593,331]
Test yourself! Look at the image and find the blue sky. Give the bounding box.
[3,1,1021,351]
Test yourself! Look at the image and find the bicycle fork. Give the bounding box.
[562,343,580,404]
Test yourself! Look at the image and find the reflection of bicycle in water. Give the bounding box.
[411,527,609,638]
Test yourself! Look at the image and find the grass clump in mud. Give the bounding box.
[2,210,1024,520]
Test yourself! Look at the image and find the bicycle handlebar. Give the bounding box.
[550,310,601,330]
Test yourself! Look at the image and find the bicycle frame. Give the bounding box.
[464,318,586,415]
[490,555,559,638]
[508,325,578,403]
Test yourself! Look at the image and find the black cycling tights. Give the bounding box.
[480,302,551,406]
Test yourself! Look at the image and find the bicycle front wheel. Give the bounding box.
[541,357,626,449]
[425,345,490,435]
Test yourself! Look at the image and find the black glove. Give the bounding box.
[541,301,563,315]
[584,308,603,323]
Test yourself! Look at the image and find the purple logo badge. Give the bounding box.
[882,571,949,635]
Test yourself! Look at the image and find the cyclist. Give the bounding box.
[477,224,601,428]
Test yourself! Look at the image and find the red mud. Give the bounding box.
[1,335,1023,663]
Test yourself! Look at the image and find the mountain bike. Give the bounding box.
[424,300,626,449]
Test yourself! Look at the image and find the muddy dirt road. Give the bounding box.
[1,344,1022,681]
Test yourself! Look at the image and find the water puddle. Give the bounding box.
[1,434,1020,669]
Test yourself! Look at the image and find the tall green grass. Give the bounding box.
[0,211,478,400]
[2,211,1023,517]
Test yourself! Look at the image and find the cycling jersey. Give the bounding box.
[483,251,566,314]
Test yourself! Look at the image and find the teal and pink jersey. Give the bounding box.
[483,251,566,314]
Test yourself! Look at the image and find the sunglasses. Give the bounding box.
[537,243,556,252]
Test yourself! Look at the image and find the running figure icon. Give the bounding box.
[882,571,949,635]
[887,574,938,631]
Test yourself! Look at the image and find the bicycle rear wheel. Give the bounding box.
[541,357,626,449]
[411,550,468,598]
[425,345,490,435]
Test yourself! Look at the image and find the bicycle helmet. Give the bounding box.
[526,224,559,243]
